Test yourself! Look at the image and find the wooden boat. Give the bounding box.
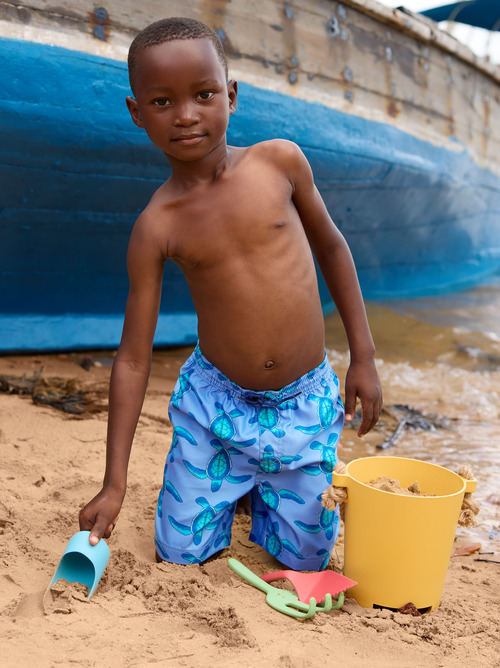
[1,0,499,351]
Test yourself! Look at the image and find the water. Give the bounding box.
[324,277,500,550]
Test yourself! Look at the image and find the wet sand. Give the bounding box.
[1,305,499,667]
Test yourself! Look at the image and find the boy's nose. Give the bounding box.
[173,101,200,126]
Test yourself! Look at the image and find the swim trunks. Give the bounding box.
[154,344,344,570]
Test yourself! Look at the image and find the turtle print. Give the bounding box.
[259,480,305,511]
[154,537,170,561]
[294,493,339,540]
[181,512,233,563]
[299,432,338,477]
[181,545,212,565]
[213,528,232,550]
[183,439,252,492]
[295,378,340,435]
[170,368,201,409]
[248,444,302,474]
[261,521,305,561]
[316,548,331,571]
[193,346,213,370]
[248,398,298,438]
[157,470,183,519]
[209,402,256,446]
[167,425,197,463]
[169,496,234,546]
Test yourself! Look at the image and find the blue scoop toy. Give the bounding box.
[50,531,110,598]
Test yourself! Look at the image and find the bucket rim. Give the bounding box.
[342,455,467,499]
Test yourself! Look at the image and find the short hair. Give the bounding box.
[128,17,228,93]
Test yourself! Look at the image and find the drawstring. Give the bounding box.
[236,391,302,407]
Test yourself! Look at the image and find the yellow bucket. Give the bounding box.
[331,456,476,612]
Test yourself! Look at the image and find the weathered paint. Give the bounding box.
[0,38,192,350]
[2,0,499,172]
[1,36,499,351]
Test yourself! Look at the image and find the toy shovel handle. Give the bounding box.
[227,558,272,594]
[260,570,289,585]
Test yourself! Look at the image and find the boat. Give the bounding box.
[1,0,499,351]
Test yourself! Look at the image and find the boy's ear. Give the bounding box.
[126,96,144,128]
[227,80,238,115]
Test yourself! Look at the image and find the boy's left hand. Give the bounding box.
[343,359,382,437]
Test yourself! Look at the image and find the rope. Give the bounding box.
[321,461,348,521]
[456,465,480,528]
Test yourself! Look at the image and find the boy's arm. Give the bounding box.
[282,141,382,435]
[79,212,165,543]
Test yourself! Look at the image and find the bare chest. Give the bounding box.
[166,172,299,271]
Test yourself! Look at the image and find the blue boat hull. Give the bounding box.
[2,38,500,351]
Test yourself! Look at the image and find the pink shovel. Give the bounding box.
[260,569,357,605]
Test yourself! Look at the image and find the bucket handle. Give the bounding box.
[461,477,477,494]
[330,472,350,488]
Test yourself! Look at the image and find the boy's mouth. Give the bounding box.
[172,133,205,145]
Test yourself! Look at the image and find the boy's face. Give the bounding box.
[126,38,237,164]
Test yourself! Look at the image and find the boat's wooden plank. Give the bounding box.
[1,0,498,173]
[2,0,498,170]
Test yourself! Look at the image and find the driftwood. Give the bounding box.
[0,369,43,394]
[344,403,455,449]
[377,404,455,450]
[0,371,108,415]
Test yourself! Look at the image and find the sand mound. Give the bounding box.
[367,476,427,496]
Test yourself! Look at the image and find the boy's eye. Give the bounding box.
[153,98,170,106]
[197,91,214,101]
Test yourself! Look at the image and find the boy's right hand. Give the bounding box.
[79,487,125,545]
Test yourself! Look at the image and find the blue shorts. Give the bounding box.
[154,345,344,570]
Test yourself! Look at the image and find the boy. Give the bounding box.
[79,17,382,570]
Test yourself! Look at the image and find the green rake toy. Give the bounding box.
[227,558,356,619]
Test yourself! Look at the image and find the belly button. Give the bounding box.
[264,360,275,369]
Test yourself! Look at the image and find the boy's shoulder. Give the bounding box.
[128,184,173,250]
[246,138,303,163]
[243,140,310,190]
[137,177,183,224]
[240,140,307,184]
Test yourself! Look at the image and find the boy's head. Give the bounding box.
[125,17,237,164]
[128,17,228,94]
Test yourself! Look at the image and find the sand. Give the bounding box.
[366,476,424,496]
[1,351,499,668]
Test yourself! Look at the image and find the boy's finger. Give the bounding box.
[103,521,116,539]
[89,530,101,546]
[357,404,374,436]
[89,520,108,545]
[343,395,357,422]
[78,508,93,532]
[358,400,381,436]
